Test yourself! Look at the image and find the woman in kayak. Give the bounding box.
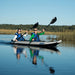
[29,28,45,42]
[13,28,28,41]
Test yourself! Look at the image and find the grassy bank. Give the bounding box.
[46,31,75,41]
[0,29,16,34]
[0,29,74,34]
[0,29,67,35]
[0,29,75,41]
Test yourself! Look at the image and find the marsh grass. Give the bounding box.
[0,29,16,34]
[0,29,75,41]
[0,29,33,34]
[46,31,75,41]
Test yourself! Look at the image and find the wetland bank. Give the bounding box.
[0,24,75,41]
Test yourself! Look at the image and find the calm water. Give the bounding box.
[0,35,75,75]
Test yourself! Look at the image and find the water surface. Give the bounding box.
[0,35,75,75]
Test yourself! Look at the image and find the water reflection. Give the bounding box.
[0,35,75,75]
[13,46,27,59]
[12,45,60,74]
[29,48,44,65]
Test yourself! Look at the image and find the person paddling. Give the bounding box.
[29,28,45,42]
[13,28,28,41]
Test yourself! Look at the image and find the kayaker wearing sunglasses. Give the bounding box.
[13,28,28,41]
[29,28,45,42]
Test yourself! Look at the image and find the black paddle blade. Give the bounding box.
[48,17,57,26]
[50,17,57,24]
[31,22,39,30]
[33,22,39,28]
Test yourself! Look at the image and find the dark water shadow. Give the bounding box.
[0,40,11,45]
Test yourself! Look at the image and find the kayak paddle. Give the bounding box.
[47,17,57,26]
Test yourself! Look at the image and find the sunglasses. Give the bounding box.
[34,30,37,31]
[18,31,21,32]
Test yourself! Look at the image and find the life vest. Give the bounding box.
[15,33,25,41]
[31,33,40,41]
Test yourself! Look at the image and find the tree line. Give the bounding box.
[0,24,75,32]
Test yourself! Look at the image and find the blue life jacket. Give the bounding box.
[15,33,25,41]
[31,32,40,41]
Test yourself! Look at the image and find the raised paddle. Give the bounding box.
[43,17,57,30]
[47,17,57,26]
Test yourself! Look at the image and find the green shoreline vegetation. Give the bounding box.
[0,24,75,41]
[0,24,75,32]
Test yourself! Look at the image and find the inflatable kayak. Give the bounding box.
[11,40,62,48]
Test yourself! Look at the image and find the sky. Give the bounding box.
[0,0,75,25]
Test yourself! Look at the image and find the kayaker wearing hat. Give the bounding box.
[29,28,45,42]
[13,28,28,41]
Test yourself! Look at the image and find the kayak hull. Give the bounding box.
[11,40,62,48]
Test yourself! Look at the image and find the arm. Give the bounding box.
[23,30,28,37]
[38,32,45,35]
[38,29,45,35]
[13,35,17,41]
[29,34,34,41]
[23,33,28,37]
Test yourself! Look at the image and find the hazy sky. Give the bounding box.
[0,0,75,25]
